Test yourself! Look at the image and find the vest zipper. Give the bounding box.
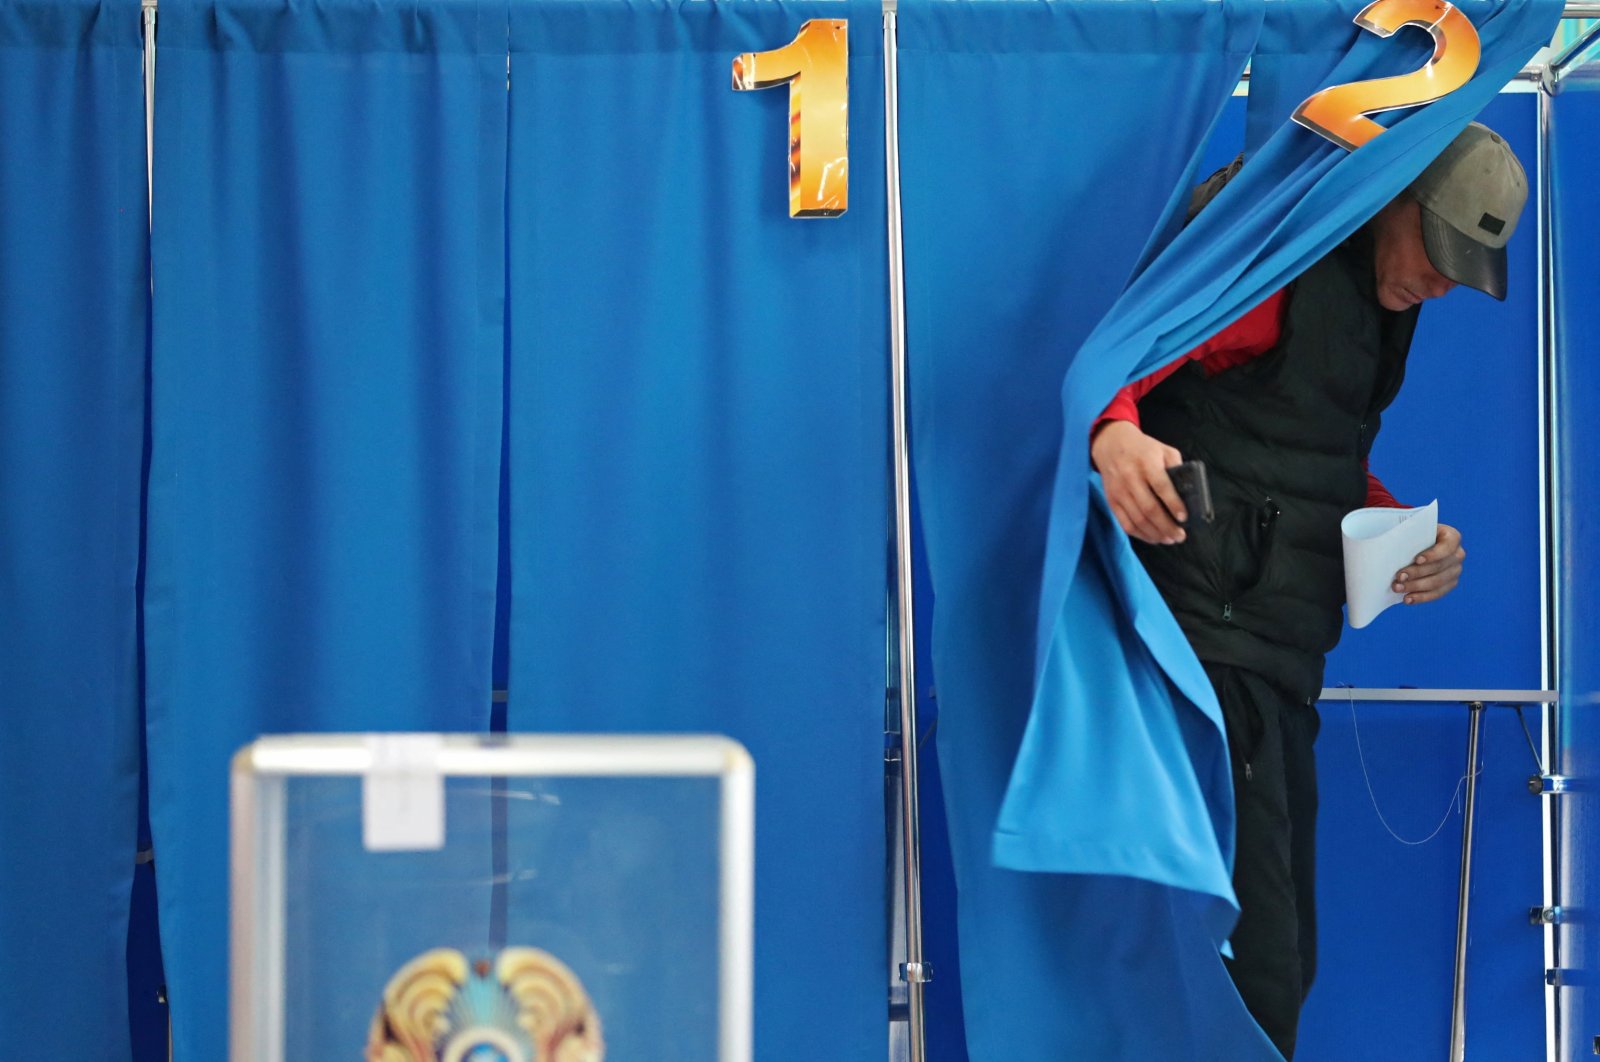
[1221,502,1279,623]
[1244,761,1253,782]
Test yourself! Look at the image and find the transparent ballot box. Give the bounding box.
[231,734,754,1061]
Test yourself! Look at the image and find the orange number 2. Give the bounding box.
[733,20,849,218]
[1293,0,1481,151]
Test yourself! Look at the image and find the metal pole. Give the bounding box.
[1538,66,1558,747]
[1449,703,1485,1062]
[1550,17,1600,86]
[883,8,929,1062]
[143,0,156,231]
[1535,80,1564,1062]
[1318,688,1555,703]
[142,9,164,1057]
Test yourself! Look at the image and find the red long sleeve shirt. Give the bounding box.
[1095,291,1402,509]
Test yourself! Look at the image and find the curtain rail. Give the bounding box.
[129,0,1600,14]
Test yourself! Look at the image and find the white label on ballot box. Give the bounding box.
[363,734,446,851]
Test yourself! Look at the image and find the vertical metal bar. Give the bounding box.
[1535,82,1563,1062]
[142,0,156,231]
[143,9,164,1058]
[1449,703,1485,1062]
[228,765,253,1062]
[882,8,929,1062]
[721,752,756,1062]
[1449,703,1486,1062]
[1537,90,1555,714]
[231,767,286,1062]
[258,775,287,1062]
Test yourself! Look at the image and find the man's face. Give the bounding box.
[1372,196,1457,311]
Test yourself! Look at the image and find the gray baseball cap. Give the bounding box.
[1408,122,1528,301]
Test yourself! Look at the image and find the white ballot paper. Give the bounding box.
[1341,500,1439,629]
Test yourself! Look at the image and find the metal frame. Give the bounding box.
[1451,700,1485,1062]
[140,11,165,1060]
[882,7,929,1062]
[1532,16,1600,1059]
[1319,688,1557,702]
[1534,16,1600,1061]
[142,0,155,229]
[230,734,756,1062]
[1536,67,1562,1062]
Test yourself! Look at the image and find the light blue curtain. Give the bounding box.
[1011,0,1563,867]
[504,2,888,1056]
[1004,0,1555,876]
[898,1,1276,1056]
[145,0,507,1054]
[0,1,145,1056]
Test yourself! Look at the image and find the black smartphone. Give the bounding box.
[1167,460,1215,527]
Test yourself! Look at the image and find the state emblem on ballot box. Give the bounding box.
[365,947,603,1062]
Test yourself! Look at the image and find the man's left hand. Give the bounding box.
[1394,524,1465,605]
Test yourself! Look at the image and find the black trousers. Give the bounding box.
[1204,662,1321,1061]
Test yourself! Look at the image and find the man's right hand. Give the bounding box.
[1091,420,1189,545]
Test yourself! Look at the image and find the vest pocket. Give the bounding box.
[1217,498,1282,621]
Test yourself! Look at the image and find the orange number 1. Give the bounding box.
[733,20,849,218]
[1293,0,1481,151]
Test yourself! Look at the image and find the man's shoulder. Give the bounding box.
[1186,154,1246,223]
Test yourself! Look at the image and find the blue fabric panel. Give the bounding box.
[1299,699,1545,1061]
[909,492,972,1061]
[0,2,145,1056]
[504,2,888,1057]
[898,1,1277,1055]
[1553,63,1600,1062]
[146,1,507,1055]
[1009,0,1560,874]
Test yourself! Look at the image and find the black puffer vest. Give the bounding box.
[1133,232,1419,701]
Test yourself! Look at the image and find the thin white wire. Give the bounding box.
[1346,686,1478,847]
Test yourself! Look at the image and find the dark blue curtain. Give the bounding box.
[0,0,145,1055]
[1553,59,1600,1061]
[504,1,888,1056]
[145,0,507,1054]
[899,1,1276,1056]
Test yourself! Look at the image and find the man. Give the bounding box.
[1089,123,1528,1059]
